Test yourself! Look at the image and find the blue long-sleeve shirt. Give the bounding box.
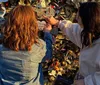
[42,32,53,61]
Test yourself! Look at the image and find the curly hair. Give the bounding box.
[79,2,100,47]
[3,5,39,51]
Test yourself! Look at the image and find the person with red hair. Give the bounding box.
[0,5,52,85]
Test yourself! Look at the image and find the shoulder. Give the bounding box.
[38,38,46,46]
[0,44,8,51]
[72,23,83,33]
[32,39,46,51]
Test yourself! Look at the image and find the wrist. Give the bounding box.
[55,20,60,26]
[43,30,50,33]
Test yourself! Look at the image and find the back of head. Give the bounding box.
[3,5,38,51]
[79,2,100,47]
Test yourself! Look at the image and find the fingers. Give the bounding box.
[43,15,52,19]
[43,16,50,23]
[43,16,58,25]
[44,22,52,32]
[43,15,53,23]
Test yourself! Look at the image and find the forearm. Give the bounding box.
[43,32,53,60]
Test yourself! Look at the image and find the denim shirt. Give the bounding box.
[42,32,53,61]
[0,39,46,85]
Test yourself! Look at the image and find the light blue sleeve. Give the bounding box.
[58,20,82,48]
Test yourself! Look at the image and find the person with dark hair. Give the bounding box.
[44,2,100,85]
[18,0,31,5]
[24,0,31,5]
[0,5,52,85]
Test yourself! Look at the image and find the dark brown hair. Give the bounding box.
[24,0,31,5]
[79,2,100,47]
[3,5,39,51]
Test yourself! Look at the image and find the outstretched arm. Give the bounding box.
[42,23,53,61]
[44,16,82,48]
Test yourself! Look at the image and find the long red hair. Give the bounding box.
[3,5,39,51]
